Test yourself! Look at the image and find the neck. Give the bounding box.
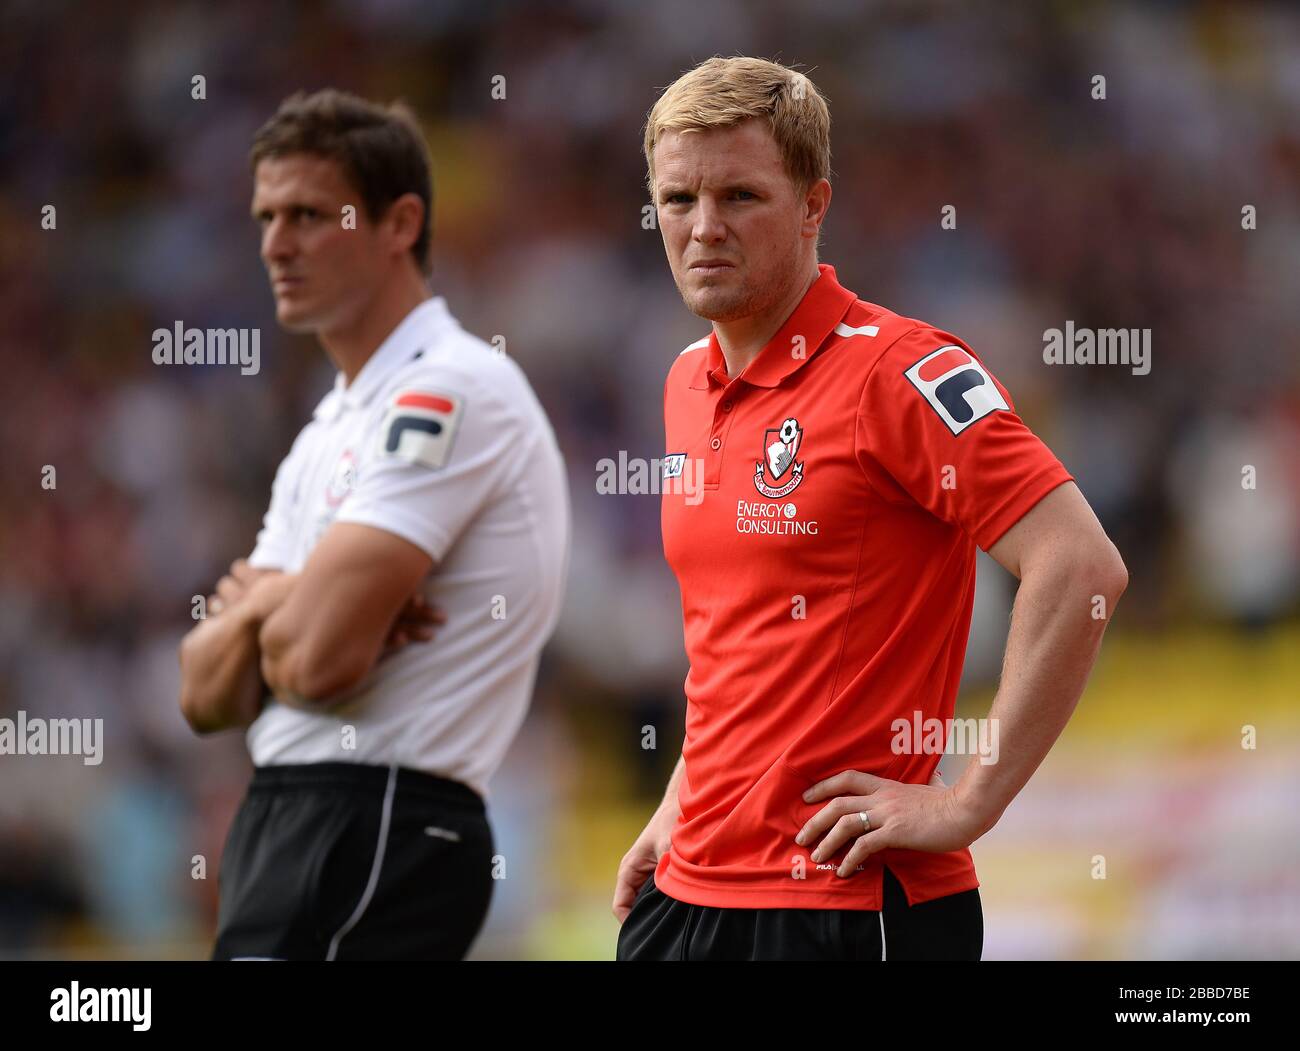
[320,265,430,385]
[714,260,821,379]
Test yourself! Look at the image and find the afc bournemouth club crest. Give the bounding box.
[325,449,357,508]
[754,417,805,498]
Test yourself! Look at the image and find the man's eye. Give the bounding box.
[666,194,691,205]
[733,190,755,200]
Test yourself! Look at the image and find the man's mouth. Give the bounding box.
[688,260,736,275]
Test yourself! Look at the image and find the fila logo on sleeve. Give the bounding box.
[904,345,1009,435]
[379,389,464,469]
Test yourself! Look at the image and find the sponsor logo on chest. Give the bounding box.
[754,416,805,498]
[739,415,819,536]
[307,445,358,550]
[325,448,357,508]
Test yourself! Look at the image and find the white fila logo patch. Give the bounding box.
[378,389,464,469]
[904,345,1009,435]
[834,322,880,338]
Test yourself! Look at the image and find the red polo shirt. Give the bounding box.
[655,263,1074,910]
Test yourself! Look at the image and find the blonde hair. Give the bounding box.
[643,56,831,197]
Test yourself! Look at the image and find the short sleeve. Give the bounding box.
[855,326,1074,552]
[247,443,301,570]
[334,379,525,564]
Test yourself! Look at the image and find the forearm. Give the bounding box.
[952,558,1124,836]
[178,571,300,734]
[179,601,270,735]
[655,754,686,821]
[259,590,373,705]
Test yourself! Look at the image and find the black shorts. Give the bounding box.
[616,866,982,961]
[212,762,494,961]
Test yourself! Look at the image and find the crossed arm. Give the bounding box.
[178,523,439,735]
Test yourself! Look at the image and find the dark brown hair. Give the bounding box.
[250,88,433,272]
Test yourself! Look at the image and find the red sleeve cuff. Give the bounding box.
[970,466,1074,552]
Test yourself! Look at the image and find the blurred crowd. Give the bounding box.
[1,0,1297,956]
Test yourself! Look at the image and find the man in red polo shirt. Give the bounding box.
[614,57,1128,960]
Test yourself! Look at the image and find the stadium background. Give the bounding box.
[1,0,1297,960]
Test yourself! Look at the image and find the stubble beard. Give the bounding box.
[681,283,756,323]
[675,253,801,324]
[677,265,766,323]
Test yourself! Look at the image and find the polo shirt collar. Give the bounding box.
[313,296,454,421]
[688,263,857,390]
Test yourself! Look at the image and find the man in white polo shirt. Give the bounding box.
[177,89,569,960]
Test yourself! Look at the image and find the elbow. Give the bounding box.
[1095,540,1129,605]
[177,680,199,732]
[177,635,214,734]
[178,689,222,737]
[1065,538,1129,614]
[179,691,219,735]
[287,657,368,704]
[261,623,370,704]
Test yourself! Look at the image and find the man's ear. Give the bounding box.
[802,177,832,238]
[384,192,426,258]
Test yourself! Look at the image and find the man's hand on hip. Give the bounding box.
[795,768,984,877]
[612,805,676,924]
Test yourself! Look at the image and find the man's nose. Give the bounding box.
[261,217,296,265]
[691,198,727,244]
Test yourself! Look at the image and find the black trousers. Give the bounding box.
[212,762,494,961]
[617,866,982,961]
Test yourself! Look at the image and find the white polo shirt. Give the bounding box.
[244,296,570,799]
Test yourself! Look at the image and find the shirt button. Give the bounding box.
[710,437,722,451]
[722,400,733,412]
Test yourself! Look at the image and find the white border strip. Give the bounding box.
[326,764,398,961]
